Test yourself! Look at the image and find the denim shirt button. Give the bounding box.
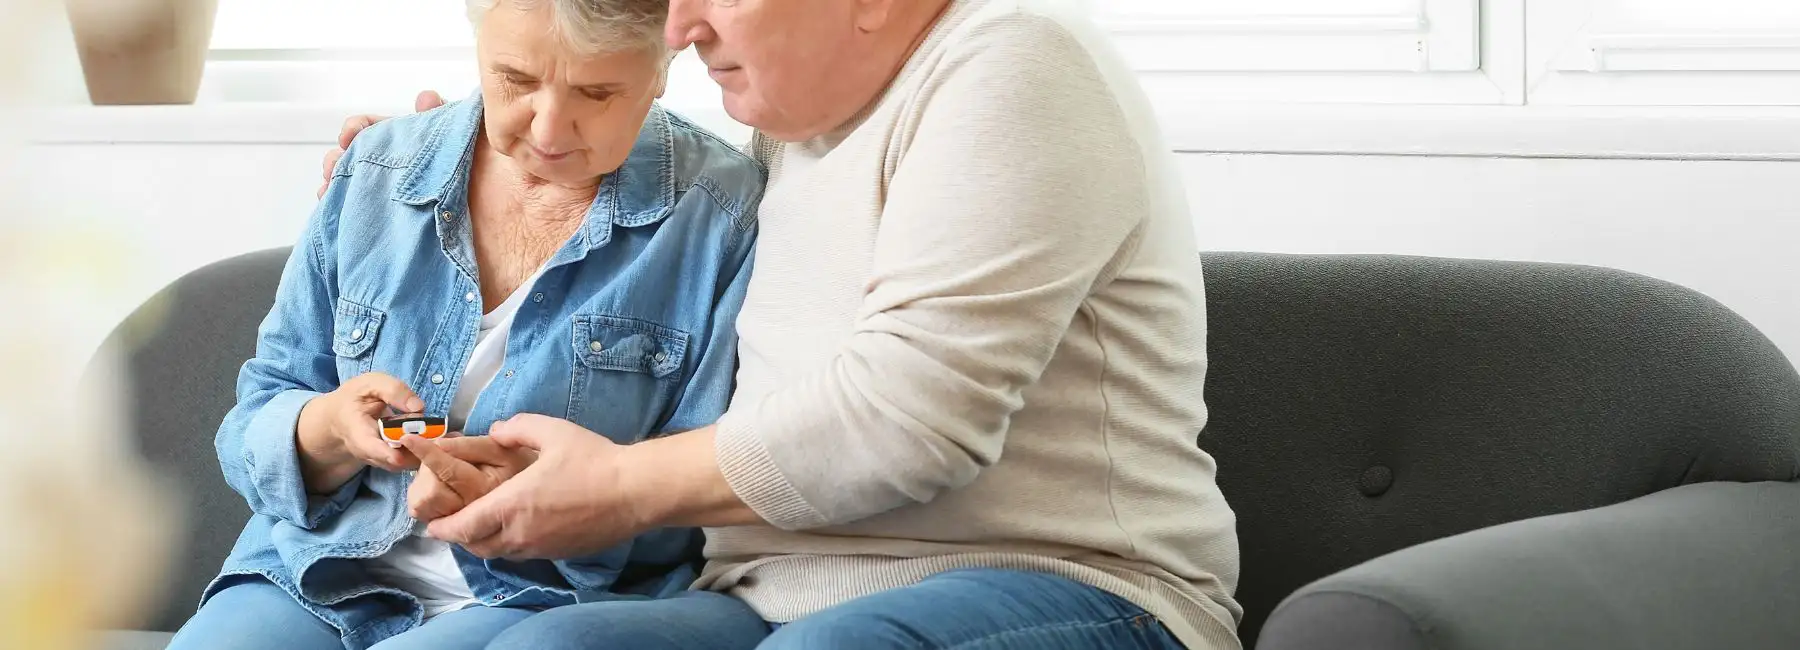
[464,292,476,303]
[440,211,453,221]
[589,341,604,352]
[431,374,445,385]
[349,328,364,341]
[532,293,544,303]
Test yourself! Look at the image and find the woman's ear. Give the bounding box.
[655,54,672,99]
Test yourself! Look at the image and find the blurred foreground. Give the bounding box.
[1,0,181,647]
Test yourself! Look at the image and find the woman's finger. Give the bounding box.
[426,482,511,550]
[354,373,424,414]
[402,436,495,500]
[342,412,417,471]
[407,468,464,521]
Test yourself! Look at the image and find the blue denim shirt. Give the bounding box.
[205,94,763,649]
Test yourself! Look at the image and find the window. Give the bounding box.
[1088,0,1800,107]
[211,1,472,52]
[198,0,1800,110]
[1097,0,1479,72]
[1529,0,1800,105]
[1092,0,1512,105]
[204,0,732,137]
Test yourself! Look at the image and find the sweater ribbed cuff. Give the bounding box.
[715,411,829,531]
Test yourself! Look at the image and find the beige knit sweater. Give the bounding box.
[698,1,1242,647]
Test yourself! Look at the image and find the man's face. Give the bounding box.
[666,0,869,141]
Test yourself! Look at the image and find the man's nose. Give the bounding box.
[665,0,713,50]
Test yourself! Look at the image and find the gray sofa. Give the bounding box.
[92,248,1800,649]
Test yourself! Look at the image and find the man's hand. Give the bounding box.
[318,90,446,198]
[426,414,767,560]
[401,435,536,521]
[425,414,643,560]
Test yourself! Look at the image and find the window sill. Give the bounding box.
[28,101,1800,163]
[28,101,752,147]
[1158,103,1800,161]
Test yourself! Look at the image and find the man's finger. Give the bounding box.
[337,115,377,149]
[321,148,344,179]
[415,90,446,113]
[434,436,522,468]
[489,414,578,451]
[460,531,514,560]
[401,436,494,499]
[318,153,342,199]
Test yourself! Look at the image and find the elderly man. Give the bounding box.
[333,0,1243,648]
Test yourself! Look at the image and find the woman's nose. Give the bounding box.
[529,97,573,151]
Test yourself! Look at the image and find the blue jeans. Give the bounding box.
[488,568,1187,649]
[166,579,535,650]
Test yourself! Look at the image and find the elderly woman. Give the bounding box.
[337,0,1241,649]
[166,2,763,650]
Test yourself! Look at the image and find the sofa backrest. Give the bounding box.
[93,248,1800,641]
[1197,252,1800,645]
[90,248,288,632]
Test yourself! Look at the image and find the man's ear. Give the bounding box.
[853,0,897,33]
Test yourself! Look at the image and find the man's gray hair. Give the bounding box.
[466,0,668,56]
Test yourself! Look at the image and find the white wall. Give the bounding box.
[1182,153,1800,361]
[21,131,1800,370]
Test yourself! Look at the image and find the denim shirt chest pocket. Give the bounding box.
[331,299,386,379]
[568,314,688,439]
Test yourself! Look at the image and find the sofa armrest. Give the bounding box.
[1258,481,1800,650]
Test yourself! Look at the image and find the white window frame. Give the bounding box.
[1527,0,1800,106]
[194,0,747,140]
[1098,0,1480,72]
[199,0,1510,108]
[1100,0,1522,106]
[35,0,1800,162]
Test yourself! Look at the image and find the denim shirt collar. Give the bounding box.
[391,91,678,248]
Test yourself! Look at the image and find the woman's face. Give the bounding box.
[476,3,665,186]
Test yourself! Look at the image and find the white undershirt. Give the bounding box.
[361,268,544,619]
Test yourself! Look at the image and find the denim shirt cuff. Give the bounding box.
[246,389,356,528]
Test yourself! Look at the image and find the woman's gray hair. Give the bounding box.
[466,0,668,56]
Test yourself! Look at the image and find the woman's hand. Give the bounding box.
[401,435,537,522]
[318,91,446,198]
[295,372,425,492]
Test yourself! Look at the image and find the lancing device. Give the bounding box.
[379,413,447,448]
